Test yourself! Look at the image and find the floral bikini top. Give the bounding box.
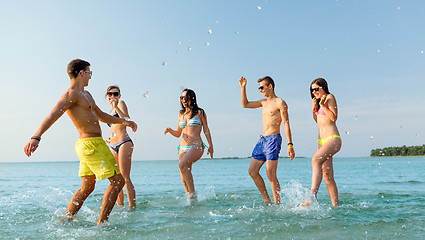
[179,115,201,129]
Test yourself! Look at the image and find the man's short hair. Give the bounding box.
[258,76,275,89]
[67,59,91,78]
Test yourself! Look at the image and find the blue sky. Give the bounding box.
[2,0,425,162]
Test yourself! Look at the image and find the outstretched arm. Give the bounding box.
[164,114,183,138]
[279,100,295,160]
[200,111,214,159]
[239,76,262,108]
[88,91,137,132]
[24,90,75,157]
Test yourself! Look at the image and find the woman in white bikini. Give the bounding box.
[105,85,136,210]
[164,89,214,202]
[302,78,342,207]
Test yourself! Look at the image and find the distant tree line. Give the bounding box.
[370,145,425,156]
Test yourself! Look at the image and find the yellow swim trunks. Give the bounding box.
[75,137,120,180]
[318,135,341,146]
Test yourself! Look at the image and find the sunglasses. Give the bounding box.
[180,96,188,101]
[311,87,322,92]
[258,86,265,90]
[107,92,120,96]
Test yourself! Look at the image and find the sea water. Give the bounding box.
[1,157,424,239]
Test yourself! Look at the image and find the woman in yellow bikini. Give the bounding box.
[302,78,342,207]
[164,89,214,203]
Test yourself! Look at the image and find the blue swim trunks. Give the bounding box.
[252,134,282,161]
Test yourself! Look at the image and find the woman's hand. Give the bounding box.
[312,97,319,111]
[109,98,118,109]
[164,127,171,135]
[105,137,111,143]
[319,94,328,106]
[207,145,214,159]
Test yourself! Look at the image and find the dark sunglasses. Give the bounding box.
[311,87,322,92]
[258,86,265,90]
[180,96,188,101]
[107,92,120,96]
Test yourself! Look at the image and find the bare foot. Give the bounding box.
[264,199,272,205]
[300,201,312,207]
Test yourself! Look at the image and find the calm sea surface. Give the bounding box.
[1,157,424,239]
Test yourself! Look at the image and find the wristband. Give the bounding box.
[288,146,293,149]
[31,136,41,141]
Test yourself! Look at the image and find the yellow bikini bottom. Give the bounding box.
[318,135,341,146]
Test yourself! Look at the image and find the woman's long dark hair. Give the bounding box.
[310,78,331,112]
[180,89,204,119]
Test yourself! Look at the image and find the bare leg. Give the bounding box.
[64,175,96,221]
[97,173,125,225]
[266,160,280,205]
[178,144,204,199]
[118,142,136,210]
[302,137,341,206]
[322,157,339,206]
[110,149,124,206]
[248,158,271,205]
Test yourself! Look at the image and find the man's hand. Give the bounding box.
[24,139,40,157]
[239,76,247,87]
[288,147,295,161]
[124,120,138,132]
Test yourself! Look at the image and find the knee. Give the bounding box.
[81,184,95,195]
[322,169,334,182]
[266,171,277,182]
[312,155,325,166]
[114,175,126,188]
[248,168,259,178]
[179,161,191,172]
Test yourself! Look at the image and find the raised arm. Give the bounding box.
[199,110,214,159]
[279,100,295,160]
[24,90,75,157]
[320,94,338,122]
[164,114,183,138]
[239,76,262,108]
[110,99,130,119]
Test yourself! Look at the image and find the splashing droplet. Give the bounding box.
[186,46,192,51]
[345,131,350,135]
[143,91,150,98]
[161,61,167,66]
[205,42,210,46]
[208,29,212,34]
[256,6,262,10]
[369,136,374,139]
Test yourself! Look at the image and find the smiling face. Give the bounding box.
[106,87,121,101]
[81,66,92,87]
[180,90,190,108]
[311,83,325,98]
[258,81,272,97]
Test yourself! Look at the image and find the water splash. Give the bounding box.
[143,91,150,98]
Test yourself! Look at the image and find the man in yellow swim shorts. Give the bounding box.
[24,59,137,225]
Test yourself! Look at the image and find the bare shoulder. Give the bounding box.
[326,94,337,104]
[276,97,288,109]
[118,100,127,107]
[327,93,336,101]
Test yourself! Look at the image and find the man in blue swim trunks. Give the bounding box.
[239,76,295,205]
